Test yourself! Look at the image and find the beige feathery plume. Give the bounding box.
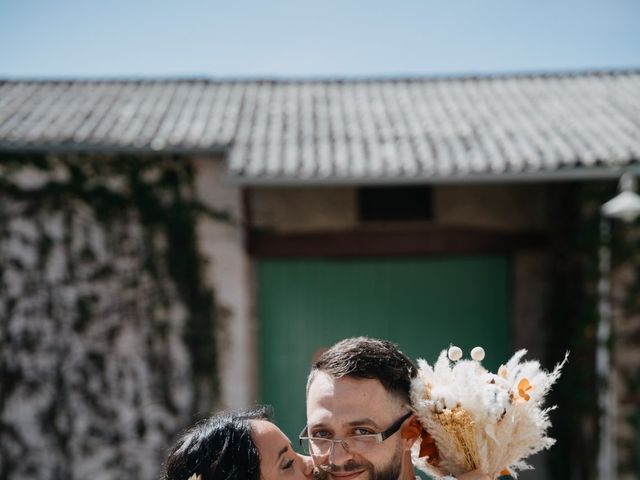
[187,474,202,480]
[435,408,478,472]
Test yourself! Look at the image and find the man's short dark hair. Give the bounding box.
[307,337,418,403]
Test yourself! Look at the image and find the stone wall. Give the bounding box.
[249,183,549,232]
[0,153,220,480]
[611,225,640,480]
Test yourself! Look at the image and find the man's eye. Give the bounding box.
[311,430,331,438]
[282,459,294,470]
[352,428,374,436]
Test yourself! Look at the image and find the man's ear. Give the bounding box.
[399,413,422,450]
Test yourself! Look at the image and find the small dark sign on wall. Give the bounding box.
[357,186,433,221]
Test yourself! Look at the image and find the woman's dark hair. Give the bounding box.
[162,406,272,480]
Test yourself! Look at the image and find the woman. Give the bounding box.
[163,406,316,480]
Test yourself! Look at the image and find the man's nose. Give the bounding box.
[301,454,315,477]
[329,439,353,465]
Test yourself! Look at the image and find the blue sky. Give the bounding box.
[0,0,638,78]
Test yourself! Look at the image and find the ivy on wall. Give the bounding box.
[611,205,640,480]
[0,152,222,479]
[546,181,640,480]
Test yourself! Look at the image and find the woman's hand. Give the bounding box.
[457,469,491,480]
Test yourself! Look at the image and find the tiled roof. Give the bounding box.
[1,72,639,183]
[0,80,243,152]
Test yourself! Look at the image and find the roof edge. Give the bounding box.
[2,67,639,85]
[226,164,640,187]
[0,143,229,156]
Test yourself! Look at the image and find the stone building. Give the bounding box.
[1,71,639,479]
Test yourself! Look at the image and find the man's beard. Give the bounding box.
[319,442,404,480]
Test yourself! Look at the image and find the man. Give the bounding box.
[302,337,489,480]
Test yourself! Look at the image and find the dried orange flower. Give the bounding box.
[517,378,533,402]
[401,416,441,464]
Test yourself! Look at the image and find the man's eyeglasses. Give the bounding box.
[299,411,413,456]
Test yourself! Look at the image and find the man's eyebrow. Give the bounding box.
[346,418,381,429]
[307,422,327,430]
[308,419,382,429]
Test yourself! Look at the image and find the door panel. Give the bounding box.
[258,255,511,442]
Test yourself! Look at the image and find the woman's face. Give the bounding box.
[251,420,316,480]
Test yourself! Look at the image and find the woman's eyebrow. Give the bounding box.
[275,445,289,466]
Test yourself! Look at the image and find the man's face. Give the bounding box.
[306,372,410,480]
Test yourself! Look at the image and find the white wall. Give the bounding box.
[192,156,256,409]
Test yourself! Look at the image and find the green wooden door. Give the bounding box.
[258,255,511,442]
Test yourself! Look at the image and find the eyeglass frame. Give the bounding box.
[299,411,413,455]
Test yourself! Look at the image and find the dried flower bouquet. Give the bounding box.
[410,346,568,479]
